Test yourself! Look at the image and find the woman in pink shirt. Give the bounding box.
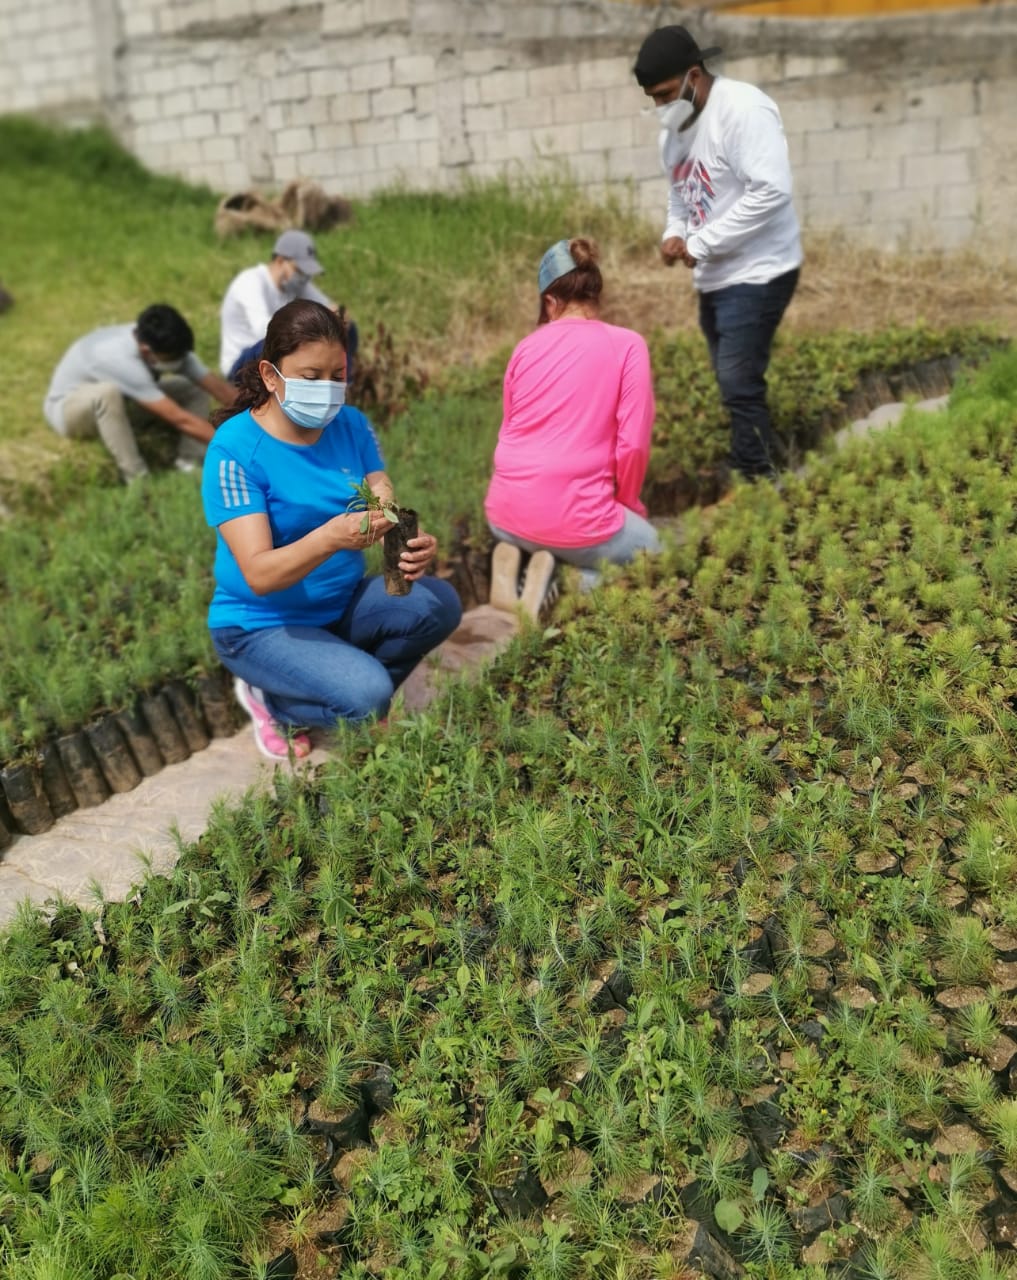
[485,237,659,613]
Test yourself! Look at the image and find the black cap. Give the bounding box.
[633,26,722,89]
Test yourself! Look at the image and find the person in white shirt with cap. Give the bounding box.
[634,26,802,483]
[219,229,358,382]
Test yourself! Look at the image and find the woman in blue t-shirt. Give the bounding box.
[202,299,461,759]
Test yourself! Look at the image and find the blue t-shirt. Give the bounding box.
[202,406,385,630]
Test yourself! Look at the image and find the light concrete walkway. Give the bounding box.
[0,605,519,926]
[832,395,949,449]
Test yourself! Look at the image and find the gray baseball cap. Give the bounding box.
[272,229,324,276]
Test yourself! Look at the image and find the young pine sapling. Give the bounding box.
[346,479,419,596]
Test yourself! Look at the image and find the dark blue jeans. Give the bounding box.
[211,574,462,727]
[229,319,360,384]
[698,268,799,479]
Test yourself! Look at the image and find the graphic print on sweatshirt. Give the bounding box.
[671,158,715,231]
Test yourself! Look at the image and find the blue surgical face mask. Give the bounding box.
[271,365,347,430]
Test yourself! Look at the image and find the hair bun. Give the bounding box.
[568,237,599,269]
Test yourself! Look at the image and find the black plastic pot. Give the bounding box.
[56,731,111,809]
[737,924,774,974]
[264,1249,297,1280]
[164,680,210,753]
[742,1097,789,1156]
[195,669,240,737]
[0,789,16,850]
[675,1219,743,1280]
[383,507,418,596]
[359,1066,395,1116]
[139,692,190,764]
[789,1192,851,1238]
[301,1105,371,1151]
[116,702,165,776]
[39,741,78,818]
[1,760,55,835]
[488,1164,548,1218]
[86,715,143,793]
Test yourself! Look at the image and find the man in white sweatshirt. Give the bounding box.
[634,26,802,480]
[219,229,358,383]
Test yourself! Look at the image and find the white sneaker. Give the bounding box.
[519,550,556,621]
[489,542,522,612]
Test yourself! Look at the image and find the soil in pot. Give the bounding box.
[86,715,143,793]
[139,692,190,764]
[1,760,55,835]
[383,508,418,596]
[39,742,78,818]
[56,731,111,809]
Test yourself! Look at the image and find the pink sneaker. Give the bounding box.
[233,679,311,761]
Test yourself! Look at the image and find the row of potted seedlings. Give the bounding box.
[0,668,241,845]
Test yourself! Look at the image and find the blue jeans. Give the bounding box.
[210,575,462,727]
[698,268,799,479]
[489,507,661,590]
[229,320,360,384]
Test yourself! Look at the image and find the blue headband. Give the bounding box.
[538,240,577,294]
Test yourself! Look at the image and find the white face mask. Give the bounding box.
[654,70,696,132]
[283,267,309,296]
[270,364,346,430]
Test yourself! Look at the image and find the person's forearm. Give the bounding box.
[202,374,238,408]
[685,183,792,262]
[242,523,341,595]
[664,187,688,243]
[176,413,215,443]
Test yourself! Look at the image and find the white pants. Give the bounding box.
[59,377,209,482]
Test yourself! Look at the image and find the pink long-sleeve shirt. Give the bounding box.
[484,317,655,548]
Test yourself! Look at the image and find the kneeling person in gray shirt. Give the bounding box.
[44,304,237,483]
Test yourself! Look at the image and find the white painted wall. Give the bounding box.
[2,0,1014,254]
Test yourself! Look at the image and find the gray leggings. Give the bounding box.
[488,507,660,589]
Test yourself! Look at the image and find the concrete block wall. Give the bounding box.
[0,0,101,115]
[1,0,1014,255]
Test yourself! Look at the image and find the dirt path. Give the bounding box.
[458,236,1017,370]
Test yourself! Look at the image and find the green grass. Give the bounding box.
[0,115,1004,766]
[1,114,645,472]
[3,351,1017,1277]
[9,112,1017,1280]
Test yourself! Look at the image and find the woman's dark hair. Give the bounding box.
[214,299,347,425]
[538,238,603,325]
[136,304,194,357]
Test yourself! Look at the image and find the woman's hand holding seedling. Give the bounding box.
[344,478,401,542]
[345,475,434,589]
[329,508,393,550]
